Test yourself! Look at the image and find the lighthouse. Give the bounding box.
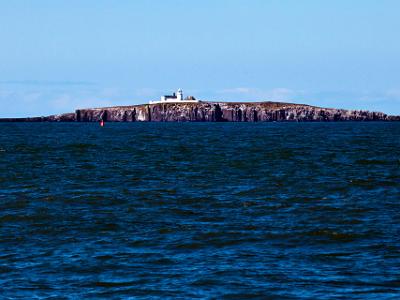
[177,88,183,101]
[149,89,199,104]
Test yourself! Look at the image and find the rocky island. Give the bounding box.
[1,101,399,122]
[1,90,399,122]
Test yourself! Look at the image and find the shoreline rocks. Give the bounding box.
[1,101,399,122]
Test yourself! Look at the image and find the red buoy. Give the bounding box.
[100,120,105,127]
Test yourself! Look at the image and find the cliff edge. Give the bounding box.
[1,101,399,122]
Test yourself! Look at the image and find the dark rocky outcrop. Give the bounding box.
[1,101,399,122]
[0,113,76,122]
[72,101,400,122]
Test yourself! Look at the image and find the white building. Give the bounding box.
[149,89,199,104]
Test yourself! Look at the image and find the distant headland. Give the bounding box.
[1,89,399,122]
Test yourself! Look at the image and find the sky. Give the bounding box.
[1,0,400,117]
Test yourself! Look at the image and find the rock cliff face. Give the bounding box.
[75,101,399,122]
[1,102,399,122]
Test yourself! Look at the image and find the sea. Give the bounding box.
[0,122,399,299]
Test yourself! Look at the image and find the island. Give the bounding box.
[1,90,399,122]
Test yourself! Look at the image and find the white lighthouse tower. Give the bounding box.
[149,89,199,104]
[177,88,183,101]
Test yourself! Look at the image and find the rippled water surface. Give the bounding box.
[0,122,399,299]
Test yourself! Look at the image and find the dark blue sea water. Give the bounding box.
[0,122,399,299]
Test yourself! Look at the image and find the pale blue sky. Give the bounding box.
[1,0,400,117]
